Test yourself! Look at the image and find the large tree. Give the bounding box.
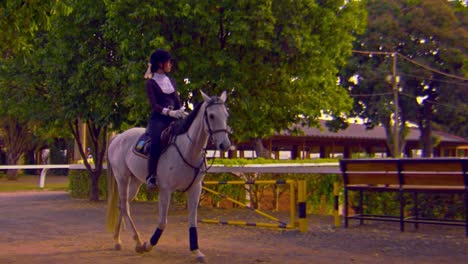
[105,0,367,157]
[36,0,127,201]
[340,0,467,157]
[431,1,468,143]
[0,0,70,179]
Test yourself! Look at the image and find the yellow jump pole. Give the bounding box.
[201,219,291,229]
[333,181,341,227]
[202,186,288,226]
[297,180,308,233]
[203,180,294,185]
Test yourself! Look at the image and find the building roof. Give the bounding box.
[280,120,468,144]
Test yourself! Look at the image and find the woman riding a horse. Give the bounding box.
[144,49,186,190]
[107,48,230,262]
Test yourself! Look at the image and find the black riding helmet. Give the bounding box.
[150,49,172,72]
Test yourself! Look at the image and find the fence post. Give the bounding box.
[39,168,48,188]
[298,180,308,233]
[290,181,296,227]
[333,181,341,227]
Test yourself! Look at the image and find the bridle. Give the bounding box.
[170,97,230,192]
[203,100,231,137]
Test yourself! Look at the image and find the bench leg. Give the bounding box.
[344,188,349,228]
[413,192,419,230]
[399,190,404,232]
[465,191,467,237]
[359,190,363,225]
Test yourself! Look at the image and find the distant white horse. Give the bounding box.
[106,91,231,262]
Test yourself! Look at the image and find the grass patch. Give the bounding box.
[0,174,69,192]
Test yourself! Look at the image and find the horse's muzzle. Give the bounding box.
[218,139,231,151]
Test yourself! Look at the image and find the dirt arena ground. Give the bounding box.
[0,190,467,264]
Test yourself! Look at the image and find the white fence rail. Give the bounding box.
[0,163,340,188]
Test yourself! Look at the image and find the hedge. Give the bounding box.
[68,170,158,201]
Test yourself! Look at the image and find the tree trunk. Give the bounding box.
[89,170,101,201]
[2,117,31,180]
[420,120,433,157]
[254,138,271,159]
[381,113,407,158]
[69,119,107,201]
[419,99,434,157]
[6,152,20,180]
[381,115,397,158]
[0,148,6,174]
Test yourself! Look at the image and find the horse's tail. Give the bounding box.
[106,135,119,233]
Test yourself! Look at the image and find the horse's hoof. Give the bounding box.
[193,250,206,263]
[144,242,153,252]
[114,243,122,251]
[135,244,145,254]
[135,242,152,254]
[196,256,206,263]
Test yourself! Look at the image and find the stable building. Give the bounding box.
[231,120,468,159]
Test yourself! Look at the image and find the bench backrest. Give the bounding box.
[340,159,400,185]
[400,159,466,186]
[340,158,468,187]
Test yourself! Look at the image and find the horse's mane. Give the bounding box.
[172,101,204,135]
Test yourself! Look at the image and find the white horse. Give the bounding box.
[106,91,231,262]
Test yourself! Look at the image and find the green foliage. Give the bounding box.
[0,1,73,121]
[39,0,128,129]
[348,191,465,220]
[0,1,75,176]
[34,0,128,200]
[304,174,341,215]
[105,0,367,142]
[0,0,71,57]
[68,169,158,201]
[69,170,107,199]
[134,184,159,202]
[355,192,401,216]
[412,193,465,219]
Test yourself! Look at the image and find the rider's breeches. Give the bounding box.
[147,112,172,179]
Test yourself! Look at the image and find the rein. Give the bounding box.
[169,99,228,192]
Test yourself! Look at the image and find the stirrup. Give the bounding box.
[146,176,158,191]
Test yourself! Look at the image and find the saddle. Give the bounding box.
[133,119,186,158]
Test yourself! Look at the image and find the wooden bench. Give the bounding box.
[340,158,468,237]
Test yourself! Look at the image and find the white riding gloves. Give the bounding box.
[165,107,188,119]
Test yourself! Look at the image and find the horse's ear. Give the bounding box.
[220,91,227,103]
[201,90,210,102]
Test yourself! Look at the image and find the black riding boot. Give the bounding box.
[146,154,158,191]
[146,146,160,191]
